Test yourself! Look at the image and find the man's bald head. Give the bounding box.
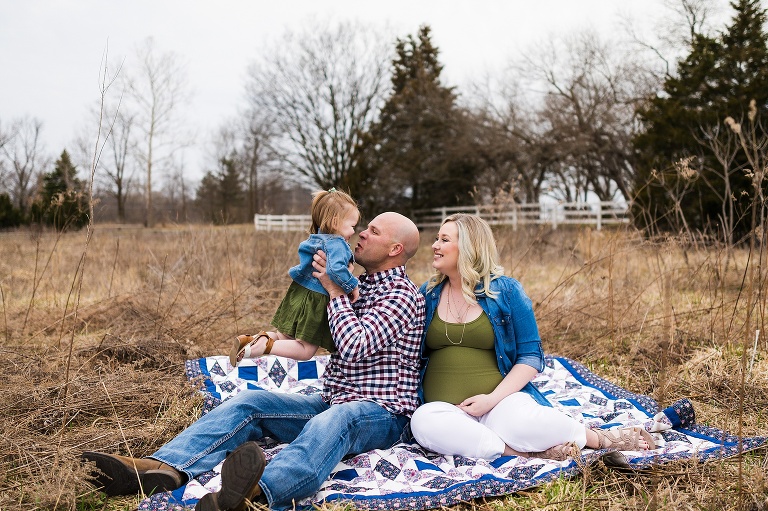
[379,212,420,262]
[353,212,420,274]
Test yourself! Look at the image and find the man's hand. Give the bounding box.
[312,250,346,299]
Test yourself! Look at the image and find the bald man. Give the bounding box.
[82,212,426,511]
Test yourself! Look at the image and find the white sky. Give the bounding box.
[0,0,687,183]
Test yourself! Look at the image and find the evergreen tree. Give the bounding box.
[196,171,220,223]
[218,156,243,223]
[354,25,478,217]
[31,150,89,231]
[194,156,245,224]
[634,0,768,239]
[0,193,22,228]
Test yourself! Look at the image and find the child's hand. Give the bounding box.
[349,287,360,303]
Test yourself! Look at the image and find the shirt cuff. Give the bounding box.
[516,355,543,372]
[328,293,352,314]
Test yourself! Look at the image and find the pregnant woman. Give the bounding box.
[410,213,654,460]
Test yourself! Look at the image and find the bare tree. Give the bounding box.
[0,117,47,215]
[0,118,14,153]
[0,118,17,195]
[695,122,743,246]
[468,79,552,204]
[661,0,719,49]
[127,37,190,227]
[201,113,278,223]
[620,0,720,81]
[245,21,391,190]
[163,155,189,222]
[239,110,279,218]
[99,107,136,223]
[514,30,648,202]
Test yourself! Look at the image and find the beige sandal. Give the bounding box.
[592,426,656,451]
[529,441,580,461]
[229,331,275,367]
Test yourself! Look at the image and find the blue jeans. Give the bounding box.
[151,390,408,510]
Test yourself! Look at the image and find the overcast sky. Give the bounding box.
[0,0,703,182]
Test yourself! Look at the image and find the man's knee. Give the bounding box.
[304,401,395,444]
[308,401,371,429]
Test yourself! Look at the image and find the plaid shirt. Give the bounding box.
[321,265,425,417]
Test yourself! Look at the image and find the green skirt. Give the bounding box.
[271,281,337,353]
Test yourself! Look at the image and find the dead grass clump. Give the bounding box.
[0,341,201,510]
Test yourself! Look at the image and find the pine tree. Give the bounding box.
[634,0,768,239]
[218,156,244,223]
[32,150,89,231]
[194,156,244,224]
[195,171,220,223]
[0,193,22,228]
[354,25,478,217]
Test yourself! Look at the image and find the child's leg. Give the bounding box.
[236,331,319,362]
[269,332,320,361]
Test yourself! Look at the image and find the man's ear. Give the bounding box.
[388,242,404,257]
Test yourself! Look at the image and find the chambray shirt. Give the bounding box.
[288,233,358,295]
[322,266,425,416]
[418,276,551,407]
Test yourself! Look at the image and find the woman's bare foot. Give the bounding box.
[528,442,580,461]
[587,427,655,451]
[502,442,579,461]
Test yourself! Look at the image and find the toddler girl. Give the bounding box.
[231,188,360,365]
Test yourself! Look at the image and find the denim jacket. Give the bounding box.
[288,233,358,295]
[418,276,550,407]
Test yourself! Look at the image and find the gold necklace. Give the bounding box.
[446,281,471,321]
[444,281,470,345]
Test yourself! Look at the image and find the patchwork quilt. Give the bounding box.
[137,354,767,511]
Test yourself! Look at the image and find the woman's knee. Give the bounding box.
[410,402,456,443]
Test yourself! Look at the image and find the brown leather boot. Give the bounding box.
[194,442,266,511]
[81,451,185,496]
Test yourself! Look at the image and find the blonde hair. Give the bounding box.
[309,188,359,235]
[426,213,504,302]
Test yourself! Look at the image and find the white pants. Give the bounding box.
[410,393,587,460]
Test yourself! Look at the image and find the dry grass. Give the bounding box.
[0,223,766,510]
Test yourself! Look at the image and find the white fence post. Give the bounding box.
[551,204,558,230]
[597,202,603,231]
[512,205,518,231]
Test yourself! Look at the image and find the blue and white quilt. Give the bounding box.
[138,355,767,511]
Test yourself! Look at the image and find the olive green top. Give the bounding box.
[422,312,502,404]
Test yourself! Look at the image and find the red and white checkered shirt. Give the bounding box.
[321,265,425,417]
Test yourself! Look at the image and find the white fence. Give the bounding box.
[413,202,630,231]
[254,201,630,232]
[254,214,311,232]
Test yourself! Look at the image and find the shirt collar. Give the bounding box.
[360,265,407,284]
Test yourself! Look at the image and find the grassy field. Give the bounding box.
[0,223,766,510]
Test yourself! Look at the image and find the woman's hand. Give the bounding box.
[457,394,497,417]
